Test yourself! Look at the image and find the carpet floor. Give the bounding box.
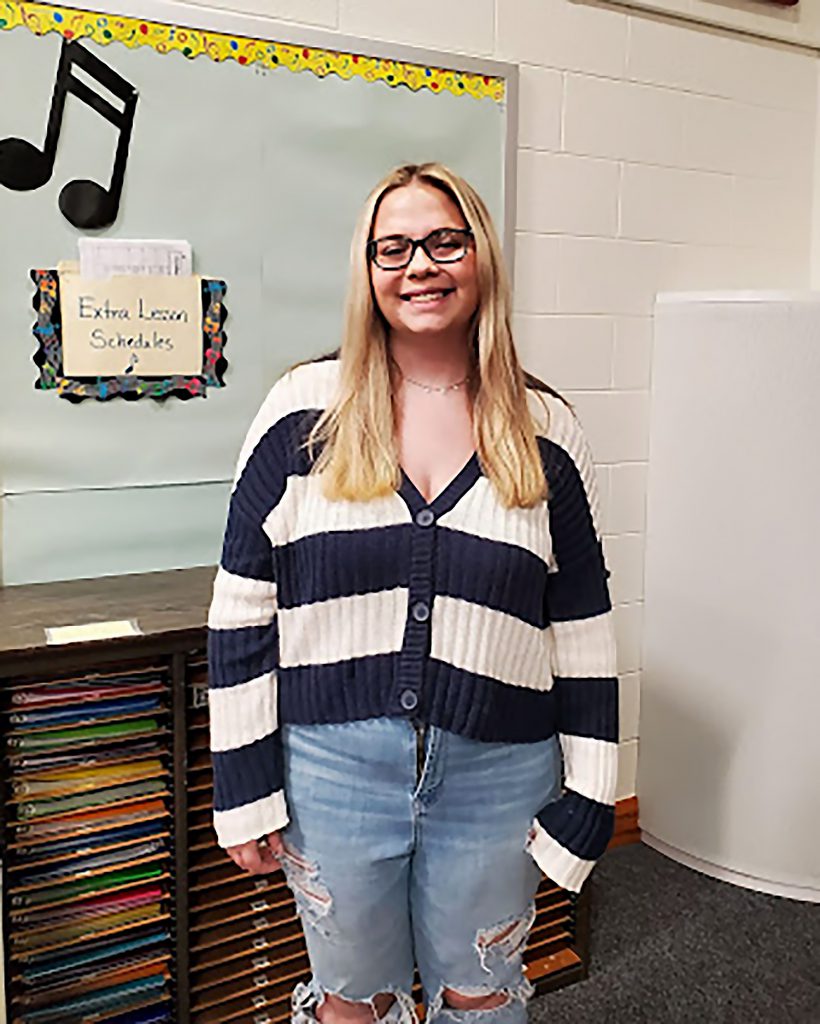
[529,843,819,1023]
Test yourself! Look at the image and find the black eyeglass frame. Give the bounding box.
[367,227,474,271]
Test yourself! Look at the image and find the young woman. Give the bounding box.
[207,163,618,1024]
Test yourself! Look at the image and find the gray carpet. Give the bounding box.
[529,843,820,1024]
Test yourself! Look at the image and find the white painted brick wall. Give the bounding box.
[338,0,495,55]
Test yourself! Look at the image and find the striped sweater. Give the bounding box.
[207,358,618,893]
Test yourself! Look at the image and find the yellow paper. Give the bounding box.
[59,271,203,377]
[45,620,143,645]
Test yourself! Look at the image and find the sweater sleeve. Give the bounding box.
[207,404,291,849]
[527,413,618,893]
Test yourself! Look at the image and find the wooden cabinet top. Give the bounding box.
[0,566,216,665]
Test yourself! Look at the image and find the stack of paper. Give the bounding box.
[78,239,193,279]
[4,667,174,1024]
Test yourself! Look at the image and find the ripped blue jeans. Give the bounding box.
[278,717,562,1024]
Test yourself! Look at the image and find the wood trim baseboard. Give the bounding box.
[609,796,640,849]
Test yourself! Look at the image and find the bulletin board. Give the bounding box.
[0,0,517,585]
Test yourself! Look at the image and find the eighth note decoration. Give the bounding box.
[0,39,137,230]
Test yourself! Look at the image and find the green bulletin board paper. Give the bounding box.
[0,4,512,585]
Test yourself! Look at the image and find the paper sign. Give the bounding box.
[59,271,204,377]
[45,619,143,644]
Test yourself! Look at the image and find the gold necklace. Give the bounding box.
[392,358,472,395]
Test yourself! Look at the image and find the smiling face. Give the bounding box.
[369,182,480,345]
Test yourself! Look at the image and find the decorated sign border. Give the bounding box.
[31,270,228,401]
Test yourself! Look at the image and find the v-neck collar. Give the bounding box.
[397,452,481,517]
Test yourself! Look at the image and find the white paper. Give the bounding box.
[45,619,143,644]
[79,239,193,279]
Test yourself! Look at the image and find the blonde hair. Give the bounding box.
[304,162,566,508]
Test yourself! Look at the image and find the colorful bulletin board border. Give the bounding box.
[0,2,505,102]
[31,270,228,401]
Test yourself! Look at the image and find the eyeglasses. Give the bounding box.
[367,227,473,271]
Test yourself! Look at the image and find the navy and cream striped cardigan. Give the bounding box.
[207,358,618,892]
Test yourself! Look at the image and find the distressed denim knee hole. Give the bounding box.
[280,840,333,937]
[474,902,535,976]
[292,980,416,1024]
[428,979,533,1024]
[442,989,510,1011]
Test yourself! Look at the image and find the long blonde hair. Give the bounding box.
[305,162,566,508]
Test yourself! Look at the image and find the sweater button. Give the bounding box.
[415,508,435,527]
[400,689,418,711]
[411,601,430,623]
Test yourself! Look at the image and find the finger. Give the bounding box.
[257,858,282,873]
[241,848,266,874]
[241,839,282,874]
[227,848,247,870]
[226,840,281,874]
[256,845,282,872]
[227,844,254,866]
[267,833,285,856]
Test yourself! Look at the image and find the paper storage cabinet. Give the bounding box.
[0,568,590,1023]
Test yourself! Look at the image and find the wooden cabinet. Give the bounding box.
[0,569,589,1023]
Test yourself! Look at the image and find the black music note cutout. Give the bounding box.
[0,40,138,230]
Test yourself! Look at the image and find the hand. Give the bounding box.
[226,831,285,874]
